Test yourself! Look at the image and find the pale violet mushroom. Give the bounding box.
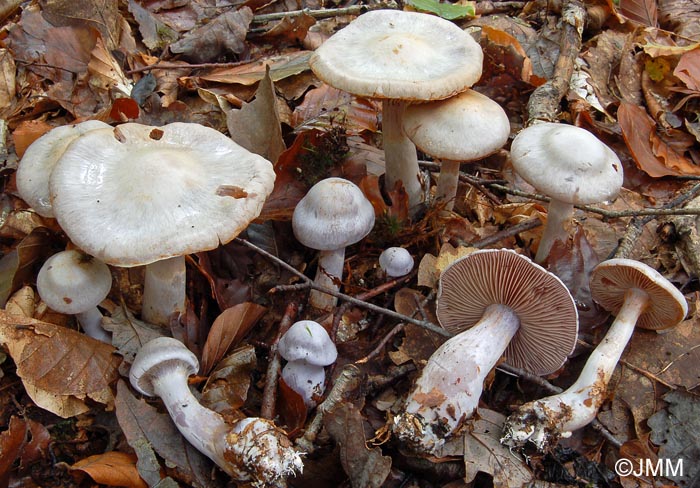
[130,337,303,484]
[502,259,687,451]
[37,249,112,343]
[392,249,578,453]
[403,89,510,212]
[510,123,623,264]
[310,10,483,212]
[278,320,338,407]
[378,247,414,278]
[48,122,275,326]
[292,178,375,311]
[16,120,109,218]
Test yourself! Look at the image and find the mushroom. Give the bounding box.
[392,249,578,453]
[36,249,112,343]
[129,337,303,484]
[16,120,110,218]
[378,247,414,278]
[309,10,483,211]
[403,89,510,211]
[278,320,338,407]
[502,258,687,451]
[292,178,375,311]
[510,122,623,264]
[48,122,275,326]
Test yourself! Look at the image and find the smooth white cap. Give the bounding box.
[129,337,199,397]
[36,249,112,314]
[403,89,510,161]
[379,247,414,277]
[292,177,375,251]
[281,360,326,407]
[590,258,688,330]
[310,10,483,101]
[278,320,338,366]
[16,120,110,217]
[49,122,276,267]
[510,122,623,204]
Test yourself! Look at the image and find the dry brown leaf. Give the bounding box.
[291,85,380,133]
[618,102,700,176]
[196,51,312,86]
[70,452,148,488]
[11,120,53,158]
[0,417,26,479]
[479,25,544,87]
[227,67,286,164]
[0,228,53,307]
[41,0,123,50]
[619,0,658,26]
[202,345,256,416]
[200,303,266,375]
[674,48,700,91]
[127,0,178,50]
[0,49,16,111]
[257,13,316,44]
[0,311,120,417]
[88,35,132,96]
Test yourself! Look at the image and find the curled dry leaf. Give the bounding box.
[69,452,148,488]
[0,310,121,418]
[201,344,257,416]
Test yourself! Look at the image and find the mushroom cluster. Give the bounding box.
[18,122,276,327]
[309,10,484,212]
[392,249,578,453]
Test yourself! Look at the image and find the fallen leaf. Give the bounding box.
[202,345,256,416]
[70,452,148,488]
[618,0,658,26]
[673,48,700,91]
[88,35,132,97]
[0,311,120,417]
[127,0,178,50]
[227,67,286,164]
[196,51,312,86]
[169,8,253,63]
[0,49,16,111]
[257,13,316,44]
[200,303,266,375]
[324,402,392,488]
[41,0,123,50]
[291,85,380,134]
[0,227,53,307]
[277,376,308,434]
[101,306,165,364]
[406,0,475,19]
[11,120,53,158]
[0,417,26,480]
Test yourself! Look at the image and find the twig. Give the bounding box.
[260,302,298,419]
[356,323,405,364]
[463,216,542,249]
[234,238,450,337]
[251,2,397,23]
[126,60,247,75]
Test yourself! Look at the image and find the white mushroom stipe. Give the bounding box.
[36,249,112,343]
[501,259,687,451]
[130,337,303,485]
[392,249,578,453]
[292,178,375,311]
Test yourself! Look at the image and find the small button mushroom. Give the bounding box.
[403,89,510,212]
[510,122,623,264]
[502,259,687,451]
[310,10,483,212]
[392,249,579,453]
[292,178,375,311]
[278,320,338,406]
[37,250,112,343]
[16,120,110,218]
[130,337,303,484]
[379,247,414,278]
[48,122,276,326]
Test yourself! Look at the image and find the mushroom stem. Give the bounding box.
[393,304,520,452]
[502,288,648,450]
[76,308,111,343]
[148,359,304,483]
[382,100,423,212]
[142,256,187,326]
[435,159,460,211]
[535,199,574,263]
[309,247,345,311]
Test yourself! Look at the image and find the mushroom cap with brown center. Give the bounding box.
[436,248,579,375]
[309,10,483,101]
[403,89,510,161]
[589,258,687,330]
[510,122,623,205]
[49,122,276,267]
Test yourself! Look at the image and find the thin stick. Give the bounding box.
[260,302,298,419]
[251,2,396,23]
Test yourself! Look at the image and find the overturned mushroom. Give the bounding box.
[502,258,687,451]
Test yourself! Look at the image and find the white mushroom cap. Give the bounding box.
[49,122,276,267]
[510,122,623,204]
[278,320,338,366]
[129,337,199,397]
[379,247,414,277]
[292,177,375,251]
[281,360,327,407]
[16,120,110,218]
[590,258,688,330]
[36,249,112,315]
[403,89,510,161]
[437,249,579,375]
[309,10,483,101]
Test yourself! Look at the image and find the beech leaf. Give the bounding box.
[70,452,148,488]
